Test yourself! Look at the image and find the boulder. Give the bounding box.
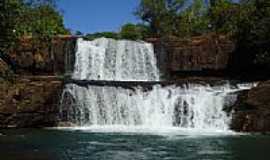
[0,58,9,77]
[231,80,270,132]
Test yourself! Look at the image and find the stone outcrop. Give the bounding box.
[0,36,77,128]
[231,81,270,132]
[8,36,77,75]
[0,58,9,77]
[148,34,235,79]
[0,77,63,128]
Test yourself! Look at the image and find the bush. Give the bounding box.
[84,32,119,40]
[120,23,152,40]
[0,0,69,53]
[120,23,141,40]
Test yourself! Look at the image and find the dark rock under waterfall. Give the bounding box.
[231,80,270,132]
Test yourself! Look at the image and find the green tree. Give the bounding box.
[84,32,119,40]
[0,0,24,53]
[209,0,238,34]
[135,0,167,35]
[180,0,209,36]
[120,23,148,40]
[135,0,210,37]
[233,0,270,70]
[0,0,69,53]
[17,1,69,42]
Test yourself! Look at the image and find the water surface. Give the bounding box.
[0,128,269,160]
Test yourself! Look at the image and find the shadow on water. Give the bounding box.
[0,129,270,160]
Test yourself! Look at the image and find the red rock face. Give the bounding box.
[8,36,77,75]
[0,77,63,128]
[148,34,235,78]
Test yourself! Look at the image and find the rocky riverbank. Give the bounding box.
[0,76,63,128]
[231,80,270,132]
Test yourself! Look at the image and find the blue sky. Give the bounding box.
[57,0,140,34]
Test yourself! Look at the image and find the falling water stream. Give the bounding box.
[72,38,159,81]
[60,38,255,132]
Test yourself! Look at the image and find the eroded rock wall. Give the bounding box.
[0,36,77,128]
[8,36,76,75]
[0,77,63,128]
[231,81,270,132]
[148,34,235,79]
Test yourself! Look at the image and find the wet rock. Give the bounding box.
[231,80,270,132]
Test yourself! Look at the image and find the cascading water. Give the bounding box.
[72,38,159,81]
[60,38,255,132]
[60,83,254,131]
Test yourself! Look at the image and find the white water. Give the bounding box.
[72,38,159,81]
[60,83,255,131]
[61,38,256,133]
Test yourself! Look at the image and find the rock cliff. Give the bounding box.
[231,81,270,132]
[0,77,63,128]
[9,36,76,75]
[148,34,235,79]
[0,36,76,128]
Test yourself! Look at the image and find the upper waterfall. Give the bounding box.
[72,38,160,81]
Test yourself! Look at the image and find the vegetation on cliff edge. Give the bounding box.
[0,0,69,54]
[134,0,270,72]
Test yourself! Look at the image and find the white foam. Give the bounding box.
[52,125,241,137]
[60,83,255,132]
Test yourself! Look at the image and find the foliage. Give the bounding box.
[135,0,210,37]
[135,0,270,71]
[179,0,210,36]
[120,23,152,40]
[233,0,270,69]
[0,0,69,53]
[135,0,182,36]
[84,32,120,40]
[0,0,24,53]
[209,0,238,34]
[83,24,152,41]
[75,31,83,36]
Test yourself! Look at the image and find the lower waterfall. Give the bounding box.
[60,83,254,131]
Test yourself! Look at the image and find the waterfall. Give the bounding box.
[60,38,255,131]
[72,38,159,81]
[60,83,255,131]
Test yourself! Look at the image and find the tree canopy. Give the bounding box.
[135,0,270,71]
[0,0,69,53]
